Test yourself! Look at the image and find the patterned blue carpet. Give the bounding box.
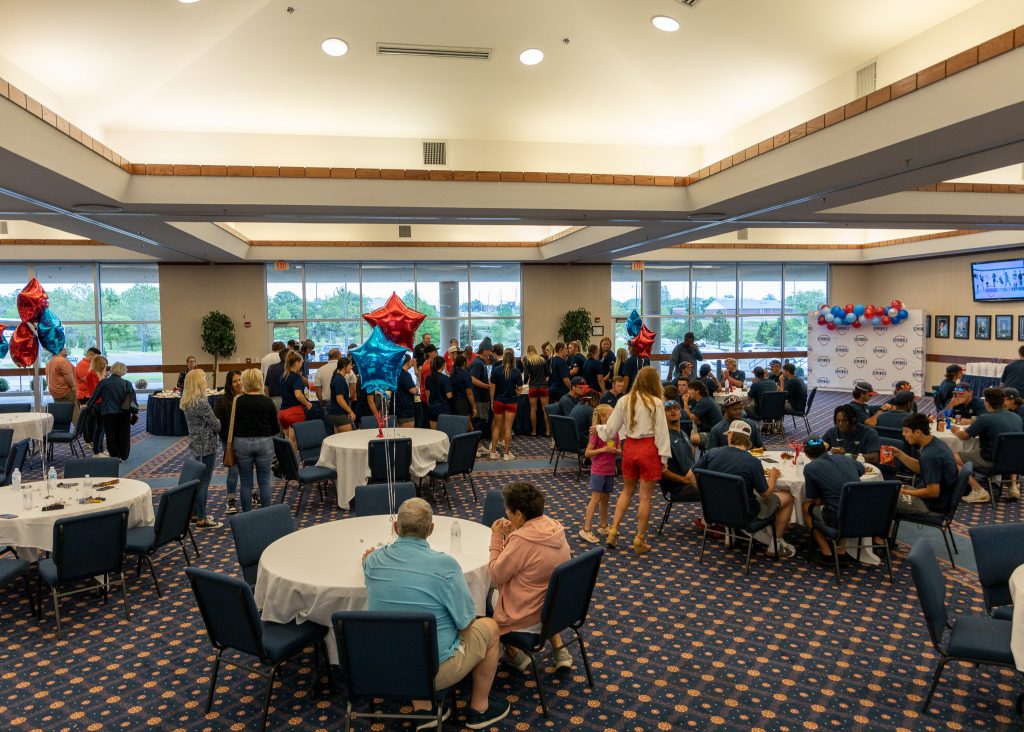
[0,390,1021,730]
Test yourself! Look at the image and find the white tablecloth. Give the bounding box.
[255,515,491,663]
[316,428,449,507]
[713,389,746,405]
[1009,564,1024,671]
[0,412,55,443]
[0,478,155,553]
[932,428,977,454]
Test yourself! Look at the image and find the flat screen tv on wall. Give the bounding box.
[972,258,1024,302]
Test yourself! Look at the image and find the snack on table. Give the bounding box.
[750,447,765,456]
[780,452,793,460]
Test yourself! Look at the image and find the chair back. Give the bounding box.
[368,438,412,483]
[332,611,440,701]
[229,504,295,586]
[355,482,416,516]
[153,480,199,549]
[63,457,120,478]
[991,432,1024,474]
[47,401,75,431]
[537,548,605,639]
[447,431,481,476]
[51,508,129,586]
[804,386,818,416]
[482,489,506,526]
[835,480,900,539]
[908,539,949,648]
[969,522,1024,613]
[875,426,905,442]
[178,457,206,488]
[0,403,31,414]
[271,437,301,482]
[360,415,396,430]
[293,420,328,463]
[944,462,973,521]
[550,414,581,453]
[0,427,13,464]
[185,567,265,658]
[693,468,754,530]
[437,413,467,442]
[757,391,787,421]
[544,403,562,421]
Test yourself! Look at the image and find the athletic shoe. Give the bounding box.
[477,446,490,458]
[506,649,532,673]
[766,539,795,559]
[414,704,451,731]
[578,529,599,544]
[1006,484,1020,501]
[465,698,511,730]
[488,452,499,461]
[195,519,223,529]
[553,647,573,671]
[596,526,609,535]
[502,450,516,461]
[963,489,991,504]
[225,499,239,515]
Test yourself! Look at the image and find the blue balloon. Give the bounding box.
[626,309,642,338]
[853,304,865,317]
[831,306,843,318]
[36,307,66,355]
[898,309,908,320]
[349,326,407,395]
[844,312,857,324]
[871,316,881,326]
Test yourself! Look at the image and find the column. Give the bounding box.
[439,281,459,348]
[643,279,663,356]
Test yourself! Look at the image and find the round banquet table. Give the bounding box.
[255,515,491,663]
[713,388,747,405]
[1008,564,1024,671]
[0,478,155,559]
[932,425,976,453]
[0,412,55,444]
[145,392,222,436]
[316,427,449,507]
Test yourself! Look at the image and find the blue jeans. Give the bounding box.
[234,436,273,511]
[197,452,216,520]
[221,442,238,496]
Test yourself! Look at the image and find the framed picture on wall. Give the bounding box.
[935,315,950,339]
[925,314,931,338]
[591,326,604,336]
[996,315,1013,340]
[953,315,970,340]
[975,315,991,340]
[1018,315,1024,341]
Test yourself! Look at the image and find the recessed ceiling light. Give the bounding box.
[652,16,680,32]
[322,38,349,57]
[178,0,201,4]
[519,48,544,66]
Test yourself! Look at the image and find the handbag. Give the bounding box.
[223,396,238,467]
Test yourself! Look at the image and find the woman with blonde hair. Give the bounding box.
[279,350,313,449]
[233,368,279,511]
[523,345,549,436]
[611,348,628,380]
[593,366,670,555]
[180,369,222,529]
[489,349,523,460]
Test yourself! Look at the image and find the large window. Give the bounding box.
[613,262,827,377]
[266,262,521,355]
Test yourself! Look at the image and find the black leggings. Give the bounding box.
[103,412,132,460]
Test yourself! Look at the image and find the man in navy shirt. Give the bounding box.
[684,380,724,449]
[667,332,703,382]
[469,338,493,453]
[696,421,795,558]
[822,405,881,465]
[1003,387,1024,426]
[599,375,626,408]
[888,412,959,515]
[779,363,808,416]
[934,364,963,410]
[767,360,783,384]
[866,389,915,430]
[1001,345,1024,391]
[661,400,697,501]
[707,395,763,449]
[947,383,985,421]
[547,342,571,401]
[745,367,778,420]
[719,358,745,390]
[674,361,694,395]
[621,342,650,393]
[559,377,589,416]
[800,436,865,565]
[846,380,878,424]
[952,387,1022,502]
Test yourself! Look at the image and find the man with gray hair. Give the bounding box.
[362,498,510,729]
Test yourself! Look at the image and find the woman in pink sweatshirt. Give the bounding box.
[489,481,573,673]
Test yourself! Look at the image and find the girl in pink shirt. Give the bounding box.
[580,404,619,543]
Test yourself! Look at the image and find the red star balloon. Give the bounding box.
[362,292,426,350]
[10,322,38,367]
[630,324,656,359]
[16,277,48,322]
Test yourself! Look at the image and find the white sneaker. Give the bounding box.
[488,452,499,461]
[578,529,599,544]
[476,446,490,458]
[502,450,515,461]
[553,647,573,671]
[766,539,795,559]
[963,489,991,504]
[1006,484,1020,501]
[506,648,532,673]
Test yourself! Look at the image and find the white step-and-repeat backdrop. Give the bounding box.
[806,310,926,394]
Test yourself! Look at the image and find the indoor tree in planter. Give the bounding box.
[558,308,594,348]
[201,311,237,385]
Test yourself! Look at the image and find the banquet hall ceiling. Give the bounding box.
[0,0,1022,263]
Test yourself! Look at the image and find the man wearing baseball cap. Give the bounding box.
[558,376,590,417]
[661,399,697,502]
[947,382,985,421]
[707,394,763,450]
[847,380,878,424]
[767,359,783,384]
[866,389,916,430]
[935,364,963,410]
[696,420,795,559]
[800,435,865,567]
[1003,387,1024,425]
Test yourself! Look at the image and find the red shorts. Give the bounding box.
[528,387,549,400]
[621,436,663,482]
[492,401,518,415]
[278,405,306,430]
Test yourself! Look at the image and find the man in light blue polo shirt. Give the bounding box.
[363,498,511,729]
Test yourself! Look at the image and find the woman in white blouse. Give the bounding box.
[594,366,671,555]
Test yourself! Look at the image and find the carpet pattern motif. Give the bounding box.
[0,392,1019,730]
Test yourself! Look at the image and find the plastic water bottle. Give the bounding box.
[20,474,31,510]
[47,466,57,497]
[450,520,462,554]
[11,468,21,497]
[83,474,92,502]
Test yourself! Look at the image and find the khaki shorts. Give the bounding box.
[755,491,782,520]
[434,619,494,690]
[961,447,993,471]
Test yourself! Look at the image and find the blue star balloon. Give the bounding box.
[350,326,407,395]
[36,307,66,355]
[626,309,642,338]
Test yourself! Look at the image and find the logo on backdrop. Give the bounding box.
[913,323,925,336]
[817,356,831,366]
[854,356,868,368]
[872,368,888,380]
[836,325,849,334]
[893,335,908,347]
[835,345,849,356]
[854,335,869,347]
[817,335,831,346]
[913,346,924,359]
[913,369,924,381]
[873,327,889,337]
[873,346,888,358]
[816,376,831,386]
[892,358,907,370]
[835,367,849,378]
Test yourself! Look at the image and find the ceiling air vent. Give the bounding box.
[377,43,491,61]
[398,225,412,238]
[423,140,447,166]
[856,61,877,98]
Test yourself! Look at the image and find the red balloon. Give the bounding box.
[817,316,826,325]
[893,300,903,310]
[826,322,836,331]
[9,322,38,367]
[881,315,892,326]
[16,278,48,323]
[844,304,854,313]
[630,324,657,359]
[851,320,862,328]
[864,306,874,318]
[362,292,426,350]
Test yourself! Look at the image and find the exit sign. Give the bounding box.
[274,261,289,271]
[631,262,644,270]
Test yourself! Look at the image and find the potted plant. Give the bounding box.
[201,311,237,383]
[558,308,594,348]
